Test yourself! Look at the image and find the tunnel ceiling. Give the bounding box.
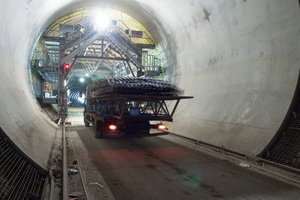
[45,7,156,45]
[32,7,158,83]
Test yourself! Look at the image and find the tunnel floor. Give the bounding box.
[61,107,300,200]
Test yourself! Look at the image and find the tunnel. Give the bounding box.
[1,0,300,199]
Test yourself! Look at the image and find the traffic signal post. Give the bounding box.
[58,43,69,123]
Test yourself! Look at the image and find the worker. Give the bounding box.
[44,82,51,94]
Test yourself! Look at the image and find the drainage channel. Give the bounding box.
[0,127,47,200]
[62,123,90,200]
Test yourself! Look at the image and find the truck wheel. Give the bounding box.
[94,120,103,138]
[85,121,90,127]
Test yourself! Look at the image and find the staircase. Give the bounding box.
[109,31,162,77]
[33,41,60,104]
[108,32,143,70]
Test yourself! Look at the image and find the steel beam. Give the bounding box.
[36,66,58,71]
[110,32,141,55]
[62,30,97,51]
[100,41,111,56]
[60,32,106,65]
[75,55,128,61]
[93,41,112,71]
[126,61,135,77]
[108,34,144,70]
[44,36,64,43]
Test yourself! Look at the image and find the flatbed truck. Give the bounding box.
[84,94,193,138]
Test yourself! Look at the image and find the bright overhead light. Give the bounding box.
[95,13,110,28]
[79,78,85,82]
[85,73,89,77]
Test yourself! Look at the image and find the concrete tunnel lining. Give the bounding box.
[0,0,300,168]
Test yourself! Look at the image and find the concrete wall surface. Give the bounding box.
[0,0,299,167]
[0,0,73,168]
[162,0,300,156]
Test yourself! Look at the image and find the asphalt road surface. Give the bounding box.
[67,107,300,200]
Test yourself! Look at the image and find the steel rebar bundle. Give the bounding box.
[91,77,182,97]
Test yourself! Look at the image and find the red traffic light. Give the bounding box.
[64,63,70,69]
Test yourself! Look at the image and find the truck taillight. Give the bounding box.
[158,124,166,130]
[109,124,117,130]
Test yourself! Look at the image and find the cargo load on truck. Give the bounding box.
[89,77,182,97]
[84,77,192,138]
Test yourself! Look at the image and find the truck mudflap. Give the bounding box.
[94,119,104,138]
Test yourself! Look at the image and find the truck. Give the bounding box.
[83,77,193,138]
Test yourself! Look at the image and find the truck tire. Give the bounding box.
[94,120,103,138]
[85,121,90,127]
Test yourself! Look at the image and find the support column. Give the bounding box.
[136,48,143,77]
[58,44,68,123]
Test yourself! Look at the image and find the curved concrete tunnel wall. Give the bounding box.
[165,0,300,156]
[0,0,300,168]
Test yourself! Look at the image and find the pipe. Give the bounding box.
[62,123,69,200]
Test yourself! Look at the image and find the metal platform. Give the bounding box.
[0,128,47,200]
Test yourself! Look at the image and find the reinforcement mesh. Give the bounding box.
[91,77,182,97]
